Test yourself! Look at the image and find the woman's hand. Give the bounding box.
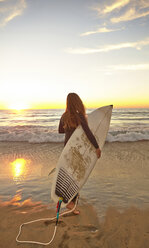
[96,148,101,158]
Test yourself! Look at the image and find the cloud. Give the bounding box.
[103,0,130,14]
[93,0,149,24]
[0,0,27,27]
[139,0,149,9]
[67,37,149,54]
[94,0,130,15]
[80,27,122,37]
[111,7,149,23]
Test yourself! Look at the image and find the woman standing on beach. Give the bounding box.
[58,93,101,214]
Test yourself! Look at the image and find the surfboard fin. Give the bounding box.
[48,168,56,176]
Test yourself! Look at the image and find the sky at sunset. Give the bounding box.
[0,0,149,109]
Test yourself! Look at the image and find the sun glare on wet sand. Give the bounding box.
[11,158,28,179]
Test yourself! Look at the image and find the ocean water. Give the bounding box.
[0,108,149,143]
[0,108,149,219]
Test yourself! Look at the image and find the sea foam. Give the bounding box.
[0,127,148,143]
[0,108,149,143]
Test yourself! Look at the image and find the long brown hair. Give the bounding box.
[63,93,86,129]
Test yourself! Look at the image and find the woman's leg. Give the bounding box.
[66,194,80,215]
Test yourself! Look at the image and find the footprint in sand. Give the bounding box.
[73,224,98,233]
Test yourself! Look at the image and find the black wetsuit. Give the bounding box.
[58,113,99,149]
[58,112,99,203]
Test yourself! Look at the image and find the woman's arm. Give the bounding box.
[58,115,65,133]
[79,113,101,158]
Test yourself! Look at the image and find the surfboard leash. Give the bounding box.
[56,197,63,226]
[16,196,78,246]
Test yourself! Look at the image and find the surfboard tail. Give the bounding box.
[55,168,79,204]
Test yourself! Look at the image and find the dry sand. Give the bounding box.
[0,141,149,247]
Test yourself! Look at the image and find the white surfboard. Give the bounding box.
[51,105,113,207]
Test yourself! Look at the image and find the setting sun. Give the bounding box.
[8,103,29,111]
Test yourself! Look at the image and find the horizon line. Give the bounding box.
[0,106,149,111]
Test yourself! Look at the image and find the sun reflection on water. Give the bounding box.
[10,158,30,181]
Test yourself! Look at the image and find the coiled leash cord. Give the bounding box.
[16,196,78,246]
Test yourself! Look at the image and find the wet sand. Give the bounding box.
[0,201,149,248]
[0,141,149,247]
[0,140,149,179]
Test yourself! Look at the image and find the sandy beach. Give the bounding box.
[0,141,149,247]
[0,198,149,247]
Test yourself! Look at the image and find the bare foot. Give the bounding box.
[73,209,80,215]
[66,201,80,215]
[66,201,75,210]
